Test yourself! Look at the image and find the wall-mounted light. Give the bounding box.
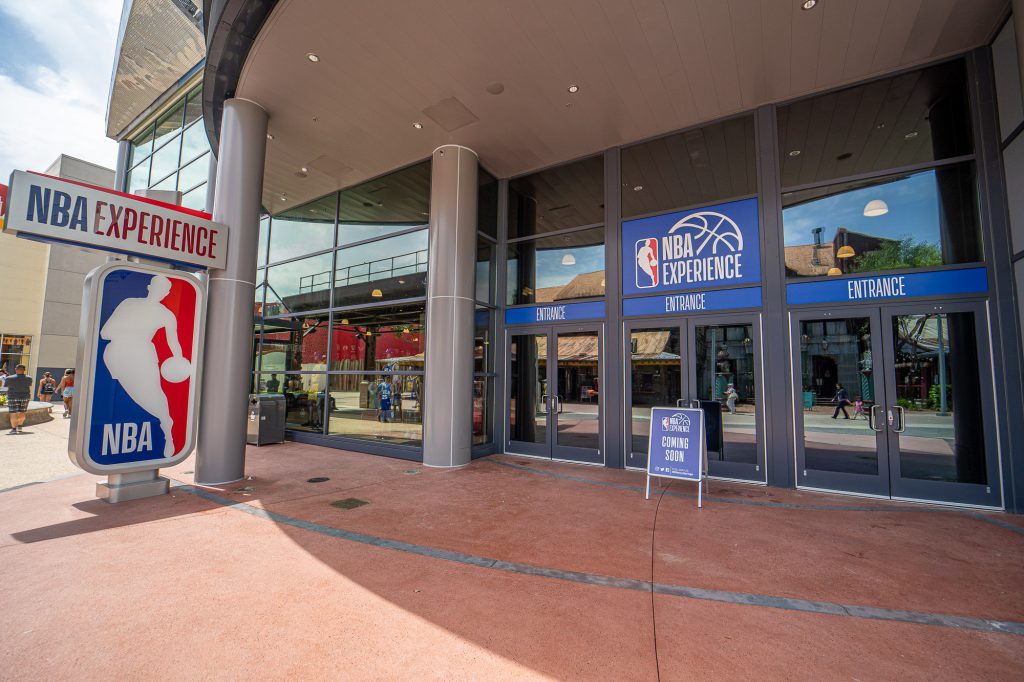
[827,267,842,276]
[863,199,888,217]
[836,245,856,259]
[371,289,383,297]
[341,319,349,325]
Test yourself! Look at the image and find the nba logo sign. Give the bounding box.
[70,262,206,473]
[635,238,659,288]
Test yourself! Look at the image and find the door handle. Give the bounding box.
[556,395,564,414]
[887,409,895,426]
[868,404,884,432]
[676,399,685,407]
[894,405,906,433]
[689,400,700,409]
[541,394,551,413]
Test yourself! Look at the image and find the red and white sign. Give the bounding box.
[3,170,228,269]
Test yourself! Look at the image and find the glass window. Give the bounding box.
[268,195,337,262]
[257,216,270,267]
[777,60,972,188]
[254,281,265,317]
[695,324,757,465]
[338,161,430,245]
[478,168,498,238]
[183,86,203,128]
[257,372,326,432]
[180,121,210,165]
[329,304,425,372]
[473,376,492,445]
[149,134,181,187]
[475,240,493,304]
[508,155,604,238]
[259,314,330,373]
[333,229,428,306]
[474,308,493,374]
[178,152,208,193]
[151,172,177,192]
[782,163,981,278]
[622,116,757,219]
[127,162,149,194]
[507,227,605,305]
[326,373,423,445]
[0,334,32,371]
[129,126,154,167]
[181,184,207,211]
[266,252,333,314]
[629,328,681,456]
[153,101,185,151]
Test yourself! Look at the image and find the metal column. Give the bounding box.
[196,98,268,485]
[423,145,478,467]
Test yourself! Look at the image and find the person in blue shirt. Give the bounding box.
[831,383,851,420]
[377,378,392,423]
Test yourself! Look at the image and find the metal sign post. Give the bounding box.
[645,406,709,507]
[68,262,207,502]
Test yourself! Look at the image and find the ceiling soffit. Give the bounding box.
[227,0,1008,214]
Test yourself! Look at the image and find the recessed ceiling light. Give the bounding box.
[633,185,643,192]
[788,150,801,157]
[904,131,919,139]
[567,84,579,93]
[300,167,308,173]
[412,122,423,129]
[801,0,817,9]
[306,53,320,63]
[279,195,286,201]
[875,122,886,129]
[266,133,274,140]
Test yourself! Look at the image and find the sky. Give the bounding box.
[0,0,122,181]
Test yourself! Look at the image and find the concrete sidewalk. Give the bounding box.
[0,407,80,490]
[1,442,1022,680]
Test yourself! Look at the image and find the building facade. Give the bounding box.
[110,1,1024,511]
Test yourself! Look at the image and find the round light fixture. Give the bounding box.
[827,267,842,276]
[801,0,817,9]
[371,288,383,297]
[863,199,889,217]
[279,195,286,201]
[788,150,801,157]
[568,84,579,93]
[306,53,320,63]
[836,245,856,259]
[300,167,308,173]
[561,254,576,266]
[266,133,275,140]
[633,185,643,192]
[904,131,919,140]
[413,122,423,129]
[341,319,349,325]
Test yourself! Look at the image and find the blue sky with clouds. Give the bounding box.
[782,170,942,247]
[0,1,121,179]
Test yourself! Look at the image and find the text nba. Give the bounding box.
[654,233,743,286]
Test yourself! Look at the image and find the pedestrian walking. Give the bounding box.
[5,364,34,435]
[38,372,57,403]
[376,377,392,423]
[56,369,76,418]
[831,383,851,419]
[852,396,866,420]
[724,383,738,414]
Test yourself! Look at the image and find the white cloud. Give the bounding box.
[0,0,122,180]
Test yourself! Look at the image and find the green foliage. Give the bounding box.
[850,238,943,273]
[0,394,6,407]
[896,398,915,410]
[928,383,952,410]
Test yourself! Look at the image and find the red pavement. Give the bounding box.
[1,442,1022,680]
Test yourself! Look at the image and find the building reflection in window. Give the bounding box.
[327,373,423,445]
[507,227,605,305]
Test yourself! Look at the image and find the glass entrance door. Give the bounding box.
[508,326,603,463]
[626,315,764,481]
[793,303,1000,507]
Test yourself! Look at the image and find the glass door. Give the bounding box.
[625,316,764,480]
[881,302,1000,507]
[507,326,603,463]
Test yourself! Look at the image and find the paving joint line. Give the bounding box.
[177,483,1024,637]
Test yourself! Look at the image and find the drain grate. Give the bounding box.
[404,469,421,475]
[330,498,369,510]
[234,486,256,493]
[307,477,330,483]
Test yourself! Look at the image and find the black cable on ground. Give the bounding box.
[650,479,669,682]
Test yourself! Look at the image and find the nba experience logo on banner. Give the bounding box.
[72,264,205,471]
[622,197,760,296]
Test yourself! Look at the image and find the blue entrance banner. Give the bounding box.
[786,267,988,305]
[623,286,762,317]
[647,407,704,482]
[505,300,606,325]
[621,197,761,296]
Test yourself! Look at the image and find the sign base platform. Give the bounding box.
[96,470,169,504]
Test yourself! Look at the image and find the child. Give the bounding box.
[852,396,866,420]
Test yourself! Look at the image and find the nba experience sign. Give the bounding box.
[69,262,206,475]
[621,198,760,296]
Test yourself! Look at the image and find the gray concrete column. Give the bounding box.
[423,145,478,467]
[196,98,268,485]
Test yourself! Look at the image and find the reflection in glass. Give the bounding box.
[777,59,972,188]
[253,281,265,317]
[473,377,492,445]
[478,168,498,238]
[257,372,325,433]
[258,314,330,373]
[629,328,681,459]
[507,227,605,305]
[0,334,32,370]
[474,309,492,374]
[782,164,981,278]
[130,127,154,166]
[329,305,425,372]
[326,374,423,445]
[891,312,986,484]
[476,241,493,303]
[622,116,756,220]
[333,229,428,306]
[153,100,185,150]
[177,152,208,193]
[509,334,546,444]
[180,123,209,166]
[554,332,600,450]
[183,86,203,127]
[268,195,337,263]
[508,155,604,238]
[149,135,181,186]
[265,252,333,314]
[696,324,757,465]
[800,318,878,475]
[128,163,149,193]
[338,161,430,245]
[257,217,270,267]
[180,184,206,211]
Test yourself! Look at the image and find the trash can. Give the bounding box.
[247,394,286,446]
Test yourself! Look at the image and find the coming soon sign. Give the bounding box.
[3,170,228,269]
